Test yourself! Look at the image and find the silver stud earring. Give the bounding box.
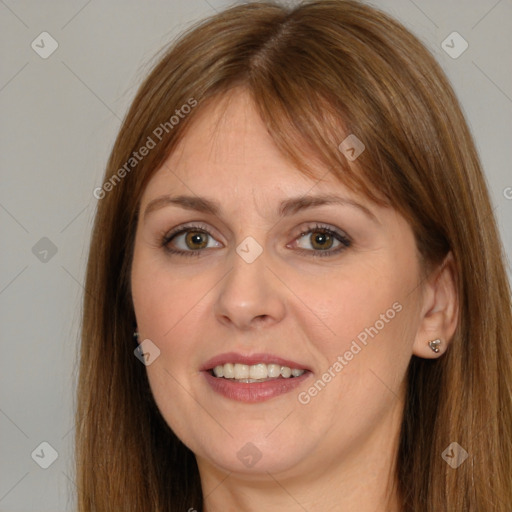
[133,331,139,340]
[428,338,441,353]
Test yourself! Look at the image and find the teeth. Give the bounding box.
[280,366,292,378]
[234,364,249,379]
[267,364,281,378]
[212,362,305,380]
[223,363,234,379]
[249,363,268,379]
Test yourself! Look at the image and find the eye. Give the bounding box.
[161,223,222,257]
[290,223,351,258]
[160,222,351,259]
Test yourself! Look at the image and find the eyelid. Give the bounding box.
[161,222,218,244]
[292,222,351,242]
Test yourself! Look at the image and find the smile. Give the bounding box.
[202,353,311,402]
[211,362,306,382]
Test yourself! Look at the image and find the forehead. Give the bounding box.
[141,89,356,203]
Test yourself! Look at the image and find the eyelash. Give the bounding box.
[160,222,351,258]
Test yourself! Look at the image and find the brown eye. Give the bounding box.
[183,231,209,250]
[292,224,351,258]
[308,229,335,250]
[162,224,222,257]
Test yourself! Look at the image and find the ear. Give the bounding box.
[412,252,459,358]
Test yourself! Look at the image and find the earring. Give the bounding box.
[133,330,139,340]
[428,338,441,353]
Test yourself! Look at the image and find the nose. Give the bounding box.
[213,245,287,331]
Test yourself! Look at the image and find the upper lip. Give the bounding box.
[201,352,312,372]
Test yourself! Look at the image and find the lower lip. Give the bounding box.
[203,371,310,403]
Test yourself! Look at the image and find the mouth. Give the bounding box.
[201,353,311,403]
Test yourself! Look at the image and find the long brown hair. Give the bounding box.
[76,1,512,510]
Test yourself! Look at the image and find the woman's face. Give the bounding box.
[131,89,425,481]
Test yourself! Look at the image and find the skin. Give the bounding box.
[131,88,458,512]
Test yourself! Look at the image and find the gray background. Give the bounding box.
[0,0,510,510]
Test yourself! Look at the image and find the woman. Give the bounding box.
[76,1,512,510]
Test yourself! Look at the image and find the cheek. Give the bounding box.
[131,245,208,339]
[131,254,212,437]
[294,286,416,445]
[291,254,420,412]
[291,254,418,348]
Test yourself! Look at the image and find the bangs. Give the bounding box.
[250,80,391,207]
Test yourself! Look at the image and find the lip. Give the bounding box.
[203,370,310,403]
[201,352,312,403]
[201,352,311,372]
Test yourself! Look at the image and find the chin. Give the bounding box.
[193,430,311,477]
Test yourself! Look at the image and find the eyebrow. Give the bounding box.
[143,193,379,223]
